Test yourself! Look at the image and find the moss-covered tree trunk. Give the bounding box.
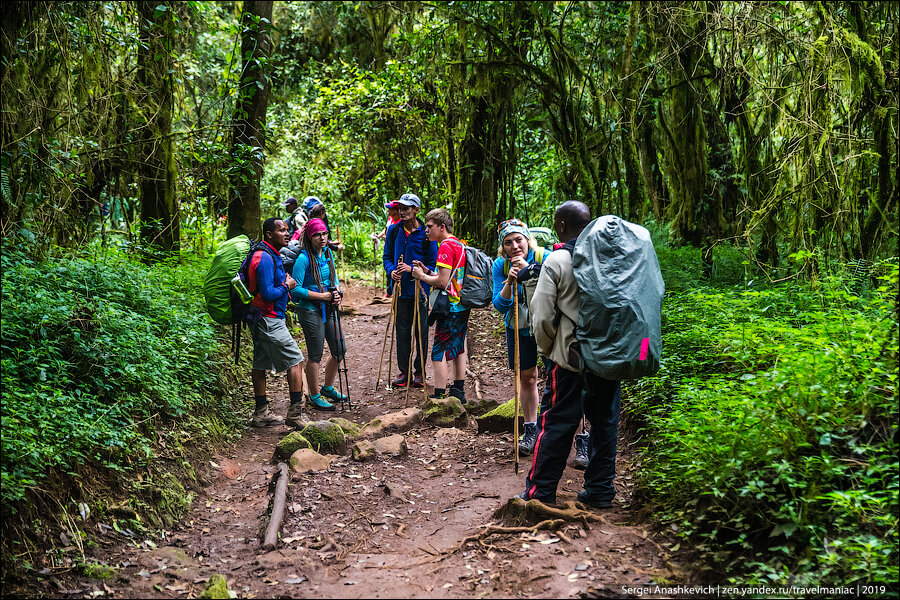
[227,0,273,240]
[137,1,179,254]
[657,6,709,250]
[620,0,646,222]
[453,3,532,250]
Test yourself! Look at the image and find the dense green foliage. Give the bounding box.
[0,241,243,514]
[628,249,899,586]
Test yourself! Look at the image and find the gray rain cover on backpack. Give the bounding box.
[571,215,664,380]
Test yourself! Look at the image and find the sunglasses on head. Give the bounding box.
[497,218,526,232]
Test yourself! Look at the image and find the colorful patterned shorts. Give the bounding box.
[431,309,470,362]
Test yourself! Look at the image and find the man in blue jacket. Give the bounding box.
[382,193,437,388]
[248,217,306,427]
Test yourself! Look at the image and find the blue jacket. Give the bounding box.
[249,241,291,319]
[290,248,339,314]
[491,247,550,335]
[383,219,437,299]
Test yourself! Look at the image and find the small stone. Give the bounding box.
[288,448,335,473]
[373,434,407,457]
[360,408,424,438]
[351,440,376,462]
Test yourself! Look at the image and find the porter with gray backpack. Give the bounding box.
[567,215,664,380]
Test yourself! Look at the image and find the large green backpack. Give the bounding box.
[204,235,251,325]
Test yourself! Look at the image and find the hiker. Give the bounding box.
[521,200,622,509]
[372,201,402,298]
[304,196,344,252]
[383,193,436,388]
[491,219,552,455]
[248,218,306,428]
[412,208,469,403]
[284,196,306,237]
[290,218,348,411]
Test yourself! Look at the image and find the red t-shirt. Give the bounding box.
[436,236,466,310]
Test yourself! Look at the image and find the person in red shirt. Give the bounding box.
[412,208,469,403]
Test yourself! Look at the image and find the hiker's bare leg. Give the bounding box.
[324,356,339,388]
[433,358,448,391]
[251,369,267,397]
[521,365,539,422]
[305,360,320,394]
[452,351,467,382]
[286,362,304,394]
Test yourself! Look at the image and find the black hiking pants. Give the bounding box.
[525,358,621,503]
[396,296,428,376]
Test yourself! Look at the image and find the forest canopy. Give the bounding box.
[1,0,896,266]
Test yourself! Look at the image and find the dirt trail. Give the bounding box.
[43,281,687,599]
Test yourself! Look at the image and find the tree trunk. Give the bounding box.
[137,1,179,255]
[620,1,646,222]
[227,0,274,240]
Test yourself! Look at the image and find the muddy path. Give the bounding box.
[39,281,689,599]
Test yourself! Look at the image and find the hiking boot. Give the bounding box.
[392,372,408,388]
[251,406,285,427]
[320,385,348,404]
[576,490,612,510]
[518,422,538,456]
[411,373,424,388]
[572,433,590,470]
[307,394,336,411]
[285,403,305,428]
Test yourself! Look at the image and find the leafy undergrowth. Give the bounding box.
[627,249,898,587]
[0,241,248,573]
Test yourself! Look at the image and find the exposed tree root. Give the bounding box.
[493,496,605,528]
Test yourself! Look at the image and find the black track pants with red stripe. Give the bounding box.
[524,358,621,503]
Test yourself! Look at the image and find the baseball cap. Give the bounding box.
[302,196,323,213]
[396,193,421,208]
[284,196,297,207]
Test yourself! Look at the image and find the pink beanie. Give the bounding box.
[304,218,328,240]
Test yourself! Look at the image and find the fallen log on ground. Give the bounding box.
[262,462,289,551]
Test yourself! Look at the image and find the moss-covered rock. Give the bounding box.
[82,562,117,580]
[275,431,311,460]
[300,421,347,455]
[423,396,467,428]
[199,573,231,599]
[476,398,524,434]
[328,416,361,439]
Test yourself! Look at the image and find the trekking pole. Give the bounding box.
[332,300,352,411]
[385,255,402,391]
[375,284,396,391]
[513,284,521,475]
[337,225,345,286]
[326,250,351,411]
[418,279,428,406]
[405,276,419,407]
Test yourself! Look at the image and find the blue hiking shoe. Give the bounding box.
[307,394,336,411]
[320,385,347,404]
